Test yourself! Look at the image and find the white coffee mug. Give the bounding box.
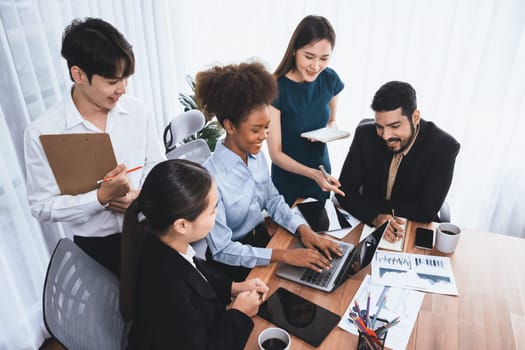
[258,327,291,350]
[435,223,461,254]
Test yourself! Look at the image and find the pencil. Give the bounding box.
[97,165,143,184]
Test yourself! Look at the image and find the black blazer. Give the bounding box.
[336,119,460,225]
[127,237,253,350]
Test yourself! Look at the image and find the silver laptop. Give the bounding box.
[275,222,387,292]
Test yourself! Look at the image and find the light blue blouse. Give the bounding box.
[204,141,306,267]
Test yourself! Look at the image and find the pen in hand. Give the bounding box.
[97,165,143,184]
[318,165,332,185]
[391,209,398,239]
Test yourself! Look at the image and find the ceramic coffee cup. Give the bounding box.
[258,327,291,350]
[435,223,461,254]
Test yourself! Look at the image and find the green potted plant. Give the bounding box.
[178,74,224,152]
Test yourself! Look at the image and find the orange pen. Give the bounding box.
[96,165,143,184]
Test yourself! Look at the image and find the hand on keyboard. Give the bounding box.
[275,247,333,272]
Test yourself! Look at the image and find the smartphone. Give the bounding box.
[415,227,434,250]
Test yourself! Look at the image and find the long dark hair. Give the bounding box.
[274,15,336,78]
[119,159,213,321]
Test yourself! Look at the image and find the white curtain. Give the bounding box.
[0,0,524,348]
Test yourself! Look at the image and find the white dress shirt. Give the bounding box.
[24,86,165,238]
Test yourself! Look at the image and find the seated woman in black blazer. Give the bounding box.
[120,159,268,350]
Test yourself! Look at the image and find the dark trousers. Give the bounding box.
[74,232,121,277]
[206,223,271,282]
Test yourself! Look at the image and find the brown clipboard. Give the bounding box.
[40,133,118,195]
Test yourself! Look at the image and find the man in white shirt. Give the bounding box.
[24,18,165,275]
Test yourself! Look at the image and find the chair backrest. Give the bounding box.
[43,238,128,350]
[163,110,206,153]
[166,138,212,164]
[438,201,451,222]
[358,117,375,126]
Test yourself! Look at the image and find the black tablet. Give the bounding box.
[257,288,341,347]
[296,199,352,233]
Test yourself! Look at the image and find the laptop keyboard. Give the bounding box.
[300,244,350,287]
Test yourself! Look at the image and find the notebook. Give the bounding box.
[359,220,407,252]
[296,199,353,233]
[275,222,387,292]
[300,127,350,143]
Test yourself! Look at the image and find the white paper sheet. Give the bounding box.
[371,251,459,295]
[338,275,424,350]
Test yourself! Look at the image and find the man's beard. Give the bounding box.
[388,121,416,154]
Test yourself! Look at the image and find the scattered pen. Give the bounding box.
[96,165,143,184]
[318,165,332,185]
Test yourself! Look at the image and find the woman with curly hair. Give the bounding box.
[196,61,342,281]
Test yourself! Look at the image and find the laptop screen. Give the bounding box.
[339,221,387,280]
[296,199,352,232]
[275,220,387,292]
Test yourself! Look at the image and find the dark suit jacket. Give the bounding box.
[336,119,460,225]
[127,237,253,350]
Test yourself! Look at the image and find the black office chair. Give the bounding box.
[438,201,451,222]
[358,117,375,126]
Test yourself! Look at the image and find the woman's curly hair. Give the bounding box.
[195,61,277,126]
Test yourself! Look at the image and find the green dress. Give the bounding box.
[271,67,344,205]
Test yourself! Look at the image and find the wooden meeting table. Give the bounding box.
[244,221,525,350]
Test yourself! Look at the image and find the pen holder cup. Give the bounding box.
[357,317,388,350]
